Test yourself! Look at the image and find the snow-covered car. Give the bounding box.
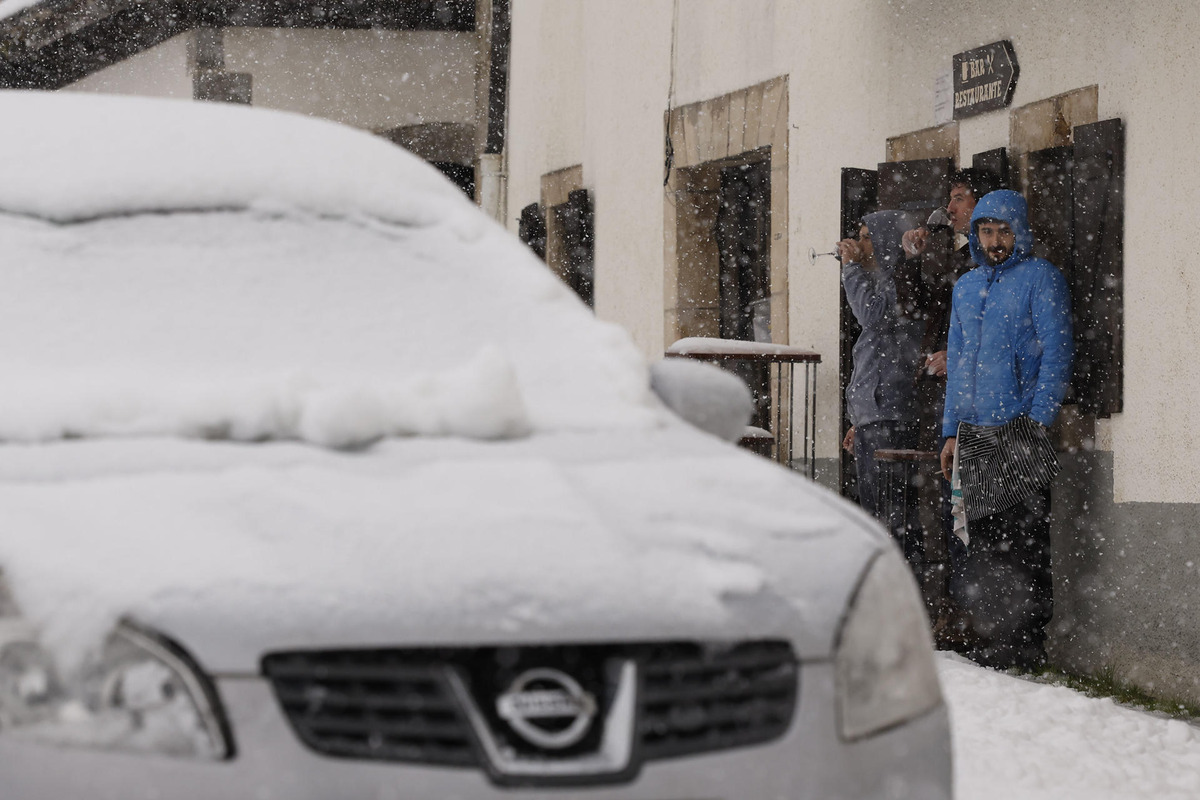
[0,91,951,799]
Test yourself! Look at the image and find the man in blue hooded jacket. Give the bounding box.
[938,189,1073,670]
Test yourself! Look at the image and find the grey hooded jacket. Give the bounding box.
[842,210,922,427]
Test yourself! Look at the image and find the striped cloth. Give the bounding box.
[956,416,1059,521]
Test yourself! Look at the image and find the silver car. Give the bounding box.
[0,91,951,799]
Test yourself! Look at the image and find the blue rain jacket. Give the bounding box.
[942,190,1073,437]
[842,210,922,427]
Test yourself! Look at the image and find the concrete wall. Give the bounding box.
[1051,453,1200,703]
[505,0,1200,701]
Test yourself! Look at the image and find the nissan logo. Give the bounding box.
[495,668,597,750]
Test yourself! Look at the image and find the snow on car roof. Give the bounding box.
[0,90,465,225]
[0,93,660,446]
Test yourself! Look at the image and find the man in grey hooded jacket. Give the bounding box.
[838,210,922,539]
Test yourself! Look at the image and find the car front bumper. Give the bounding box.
[0,661,951,800]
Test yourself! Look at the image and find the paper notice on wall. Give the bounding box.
[934,66,954,125]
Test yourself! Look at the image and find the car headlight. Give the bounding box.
[0,618,233,760]
[834,548,943,740]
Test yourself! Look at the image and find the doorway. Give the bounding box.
[716,158,772,428]
[663,76,789,349]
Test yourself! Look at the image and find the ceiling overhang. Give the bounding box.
[0,0,476,88]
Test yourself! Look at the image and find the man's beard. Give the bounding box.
[984,248,1010,266]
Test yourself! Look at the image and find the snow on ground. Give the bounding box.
[940,653,1200,799]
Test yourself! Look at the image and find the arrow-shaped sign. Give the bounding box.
[952,40,1019,120]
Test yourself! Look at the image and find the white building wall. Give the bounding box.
[66,28,475,135]
[509,1,677,349]
[506,0,1200,506]
[505,0,587,219]
[66,34,193,98]
[581,1,673,352]
[222,29,477,131]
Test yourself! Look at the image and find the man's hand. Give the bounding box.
[925,350,948,376]
[842,426,855,454]
[836,237,863,264]
[902,226,930,257]
[940,436,956,482]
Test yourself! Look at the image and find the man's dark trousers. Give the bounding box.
[853,420,921,571]
[956,487,1053,669]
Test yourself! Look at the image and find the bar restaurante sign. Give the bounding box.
[953,40,1019,120]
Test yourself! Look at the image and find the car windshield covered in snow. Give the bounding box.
[0,91,657,448]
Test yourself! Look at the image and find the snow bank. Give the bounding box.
[0,91,467,226]
[940,654,1200,800]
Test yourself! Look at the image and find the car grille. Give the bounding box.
[262,650,475,766]
[637,640,798,760]
[263,640,797,776]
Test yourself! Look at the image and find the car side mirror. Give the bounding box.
[649,358,753,444]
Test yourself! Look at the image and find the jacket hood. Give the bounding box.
[968,189,1034,270]
[862,210,914,272]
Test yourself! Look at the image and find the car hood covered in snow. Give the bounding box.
[0,429,881,673]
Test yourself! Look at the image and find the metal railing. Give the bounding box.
[665,337,821,478]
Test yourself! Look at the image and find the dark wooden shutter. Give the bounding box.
[840,168,879,239]
[876,157,953,224]
[1071,119,1125,416]
[1025,121,1125,417]
[518,202,546,260]
[1025,144,1076,404]
[1025,145,1075,280]
[972,147,1011,189]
